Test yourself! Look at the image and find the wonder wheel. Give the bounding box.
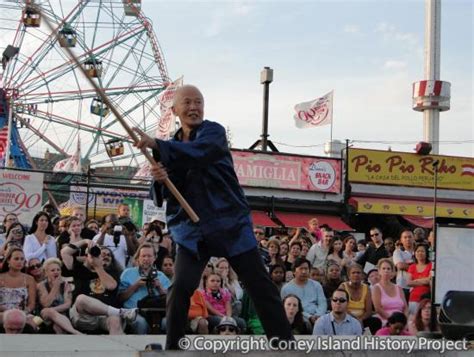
[0,0,170,169]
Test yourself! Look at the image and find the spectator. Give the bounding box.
[267,238,284,268]
[340,263,381,335]
[56,216,69,236]
[279,241,289,261]
[356,241,366,259]
[413,228,426,244]
[407,243,432,315]
[26,258,44,283]
[85,219,100,235]
[0,247,37,331]
[313,289,363,336]
[201,272,245,333]
[56,216,85,256]
[94,215,135,270]
[300,241,310,258]
[0,222,26,256]
[215,258,243,301]
[241,290,263,335]
[24,212,57,262]
[0,213,19,244]
[366,269,380,290]
[356,227,388,270]
[71,207,96,240]
[2,308,26,334]
[37,258,82,334]
[307,218,322,244]
[215,316,239,335]
[408,298,438,335]
[375,312,411,336]
[383,237,395,257]
[281,258,327,325]
[342,235,358,268]
[326,236,345,269]
[161,256,174,281]
[61,241,137,334]
[372,258,408,325]
[283,294,311,334]
[253,227,270,264]
[269,264,286,292]
[118,243,170,334]
[188,289,208,334]
[393,229,415,300]
[117,203,132,225]
[323,262,343,307]
[284,241,301,272]
[306,227,334,270]
[138,222,169,269]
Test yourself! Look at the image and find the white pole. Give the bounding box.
[424,0,441,154]
[4,96,14,168]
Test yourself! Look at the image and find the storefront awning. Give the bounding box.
[349,196,474,220]
[251,211,279,227]
[274,211,352,231]
[402,215,433,228]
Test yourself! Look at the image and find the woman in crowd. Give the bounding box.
[279,241,289,261]
[407,243,432,315]
[37,258,82,334]
[0,223,26,256]
[340,263,381,334]
[372,258,408,325]
[326,236,345,268]
[408,298,438,335]
[85,219,100,235]
[56,216,84,256]
[283,294,311,334]
[284,241,302,272]
[26,258,44,283]
[342,235,358,266]
[300,241,310,259]
[323,262,343,308]
[266,239,284,267]
[310,267,325,285]
[0,247,37,331]
[269,264,286,292]
[375,312,411,336]
[23,212,57,262]
[366,269,381,290]
[215,258,243,316]
[160,256,174,281]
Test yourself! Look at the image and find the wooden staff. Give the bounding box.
[39,8,199,223]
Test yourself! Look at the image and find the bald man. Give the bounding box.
[135,85,292,349]
[2,309,26,334]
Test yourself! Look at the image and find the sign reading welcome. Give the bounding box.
[231,150,341,193]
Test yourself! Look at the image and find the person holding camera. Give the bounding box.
[118,243,170,334]
[61,240,137,334]
[0,213,20,246]
[94,214,136,270]
[0,222,26,256]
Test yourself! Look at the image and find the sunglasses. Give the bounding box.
[331,298,347,303]
[370,233,380,237]
[11,229,23,234]
[29,264,42,270]
[218,326,236,333]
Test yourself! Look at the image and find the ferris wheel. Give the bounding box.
[0,0,170,170]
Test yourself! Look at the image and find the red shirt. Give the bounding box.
[408,262,432,302]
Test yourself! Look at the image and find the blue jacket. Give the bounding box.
[151,120,257,258]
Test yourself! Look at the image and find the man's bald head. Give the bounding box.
[172,85,204,130]
[172,85,204,106]
[3,309,26,334]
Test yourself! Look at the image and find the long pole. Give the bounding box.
[4,97,14,168]
[39,8,199,223]
[429,159,439,332]
[261,81,270,152]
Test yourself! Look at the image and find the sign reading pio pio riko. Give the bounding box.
[0,169,44,224]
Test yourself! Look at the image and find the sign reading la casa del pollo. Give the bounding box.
[231,150,341,193]
[348,148,474,190]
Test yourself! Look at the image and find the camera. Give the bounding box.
[113,225,122,247]
[89,245,101,258]
[140,268,158,282]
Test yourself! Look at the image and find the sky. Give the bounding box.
[143,0,473,158]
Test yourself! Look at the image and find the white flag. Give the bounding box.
[53,139,81,173]
[156,76,184,140]
[293,91,333,128]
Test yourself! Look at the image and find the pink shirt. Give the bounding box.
[375,283,406,324]
[201,288,231,315]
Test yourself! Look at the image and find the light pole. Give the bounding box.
[260,67,273,152]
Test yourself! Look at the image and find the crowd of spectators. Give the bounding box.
[0,206,438,337]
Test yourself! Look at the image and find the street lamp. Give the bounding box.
[260,67,273,152]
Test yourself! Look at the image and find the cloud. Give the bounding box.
[344,25,360,34]
[383,60,408,69]
[374,21,418,46]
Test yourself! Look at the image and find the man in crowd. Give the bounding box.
[71,206,96,240]
[413,227,426,244]
[356,227,388,270]
[61,240,137,334]
[281,257,327,325]
[118,243,170,334]
[313,289,363,335]
[306,227,334,270]
[2,309,26,334]
[393,229,415,300]
[134,84,292,349]
[253,226,269,264]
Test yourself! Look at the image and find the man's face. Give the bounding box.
[72,209,85,223]
[138,247,155,270]
[294,263,309,281]
[118,205,130,217]
[172,86,204,129]
[253,229,265,242]
[322,230,334,246]
[400,231,414,248]
[370,229,383,244]
[414,229,425,242]
[331,291,348,314]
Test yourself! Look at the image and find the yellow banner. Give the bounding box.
[348,148,474,190]
[353,197,473,219]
